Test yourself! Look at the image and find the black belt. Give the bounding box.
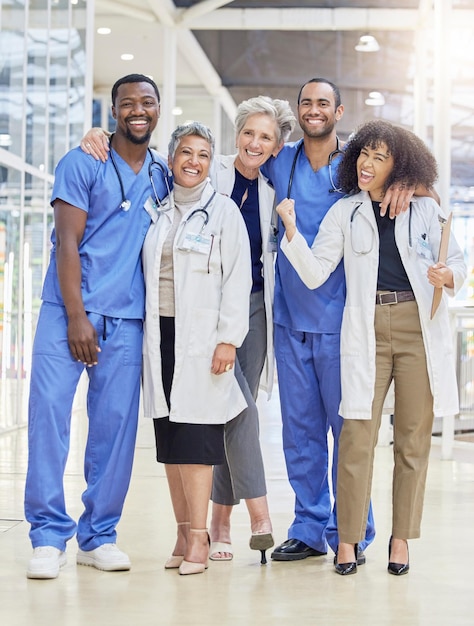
[375,290,415,305]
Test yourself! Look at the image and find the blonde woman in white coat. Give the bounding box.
[208,97,296,564]
[276,120,466,577]
[142,122,251,575]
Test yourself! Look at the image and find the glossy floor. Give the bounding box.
[1,389,473,626]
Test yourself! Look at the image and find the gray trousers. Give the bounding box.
[211,290,267,505]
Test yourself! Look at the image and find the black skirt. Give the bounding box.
[153,316,225,465]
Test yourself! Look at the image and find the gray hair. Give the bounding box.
[168,121,215,159]
[234,95,296,144]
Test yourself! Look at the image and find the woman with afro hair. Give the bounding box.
[275,119,466,577]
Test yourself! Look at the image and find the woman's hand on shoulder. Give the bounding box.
[80,128,110,163]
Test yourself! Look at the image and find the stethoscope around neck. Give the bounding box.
[182,190,217,230]
[286,136,344,198]
[108,133,172,211]
[349,200,413,255]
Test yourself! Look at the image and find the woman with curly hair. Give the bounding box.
[276,119,466,576]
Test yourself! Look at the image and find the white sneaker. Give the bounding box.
[76,543,131,571]
[27,546,67,579]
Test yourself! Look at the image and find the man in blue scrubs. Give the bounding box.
[24,74,169,579]
[263,78,376,561]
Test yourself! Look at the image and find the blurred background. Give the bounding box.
[0,1,473,448]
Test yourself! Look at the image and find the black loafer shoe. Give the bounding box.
[271,539,327,561]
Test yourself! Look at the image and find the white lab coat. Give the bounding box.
[142,181,252,424]
[211,153,276,396]
[281,191,466,420]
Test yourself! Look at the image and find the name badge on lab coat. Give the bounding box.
[179,231,213,254]
[144,196,160,223]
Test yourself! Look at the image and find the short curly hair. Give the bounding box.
[337,120,438,195]
[168,121,215,159]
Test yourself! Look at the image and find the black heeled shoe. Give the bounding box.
[334,543,358,576]
[388,536,409,576]
[333,545,366,566]
[249,532,274,565]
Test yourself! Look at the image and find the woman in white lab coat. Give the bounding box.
[142,121,251,575]
[276,120,466,576]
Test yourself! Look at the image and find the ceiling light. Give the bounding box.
[97,27,111,35]
[365,91,385,106]
[121,54,134,61]
[172,107,183,116]
[355,35,380,52]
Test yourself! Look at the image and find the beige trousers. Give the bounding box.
[337,300,434,543]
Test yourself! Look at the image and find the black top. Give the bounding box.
[232,169,263,293]
[373,201,412,291]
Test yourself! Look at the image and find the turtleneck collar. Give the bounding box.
[173,179,208,206]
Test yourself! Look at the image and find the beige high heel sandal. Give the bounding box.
[178,529,210,576]
[164,522,190,569]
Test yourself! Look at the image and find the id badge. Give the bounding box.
[179,231,213,254]
[268,226,278,253]
[416,235,432,260]
[144,196,159,223]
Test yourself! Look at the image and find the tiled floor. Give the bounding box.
[1,388,473,626]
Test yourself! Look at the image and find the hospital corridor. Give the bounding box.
[1,386,473,626]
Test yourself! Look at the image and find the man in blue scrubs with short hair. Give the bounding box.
[263,78,376,562]
[24,74,169,579]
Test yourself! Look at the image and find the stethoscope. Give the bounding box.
[182,190,217,231]
[176,189,217,251]
[286,136,344,198]
[108,134,172,211]
[349,201,413,255]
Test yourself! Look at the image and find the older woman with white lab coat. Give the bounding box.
[142,121,251,576]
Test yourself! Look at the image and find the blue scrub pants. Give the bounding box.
[24,302,142,552]
[274,324,375,553]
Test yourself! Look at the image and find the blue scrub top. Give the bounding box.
[263,141,346,334]
[42,146,169,320]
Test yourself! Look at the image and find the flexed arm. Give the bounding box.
[277,197,345,290]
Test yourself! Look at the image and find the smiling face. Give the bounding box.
[356,142,394,200]
[169,135,212,188]
[112,81,160,145]
[297,81,343,140]
[235,113,281,172]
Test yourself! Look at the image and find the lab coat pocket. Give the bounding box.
[188,307,219,358]
[178,233,221,275]
[340,306,366,357]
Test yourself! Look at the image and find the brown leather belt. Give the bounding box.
[375,290,415,305]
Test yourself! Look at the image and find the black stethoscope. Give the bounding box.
[183,190,217,230]
[286,137,344,198]
[349,201,413,255]
[108,134,172,211]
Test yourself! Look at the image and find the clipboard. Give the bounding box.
[430,211,452,320]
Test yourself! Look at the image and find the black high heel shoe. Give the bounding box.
[334,543,358,576]
[249,532,274,565]
[388,536,409,576]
